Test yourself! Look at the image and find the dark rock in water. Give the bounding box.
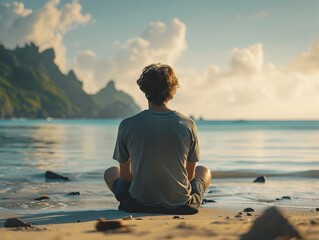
[95,218,125,231]
[253,176,266,183]
[35,195,50,201]
[4,218,32,228]
[240,207,302,240]
[281,196,291,200]
[44,171,70,181]
[244,207,255,212]
[276,198,281,201]
[68,191,80,196]
[208,190,214,194]
[202,199,216,204]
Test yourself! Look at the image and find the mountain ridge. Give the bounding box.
[0,43,140,119]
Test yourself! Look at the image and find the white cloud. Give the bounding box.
[171,40,319,119]
[74,18,187,97]
[287,40,319,74]
[1,2,318,119]
[0,0,92,72]
[230,43,263,73]
[72,11,318,118]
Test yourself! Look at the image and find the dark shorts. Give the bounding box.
[112,177,206,215]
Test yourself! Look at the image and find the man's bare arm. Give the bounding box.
[119,159,133,182]
[186,162,196,181]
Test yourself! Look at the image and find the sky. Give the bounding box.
[0,0,318,119]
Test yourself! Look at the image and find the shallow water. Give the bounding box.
[0,119,318,213]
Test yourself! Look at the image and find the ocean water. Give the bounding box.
[0,119,319,214]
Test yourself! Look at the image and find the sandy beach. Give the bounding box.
[1,205,319,240]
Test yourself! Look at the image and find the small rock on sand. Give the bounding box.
[244,208,255,213]
[68,192,80,195]
[177,222,196,229]
[315,208,319,211]
[253,176,266,183]
[122,215,133,220]
[202,199,216,204]
[4,218,32,228]
[173,216,181,219]
[281,196,291,200]
[96,218,125,231]
[44,171,70,181]
[241,207,302,240]
[35,195,50,201]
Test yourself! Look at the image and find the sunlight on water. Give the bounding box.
[0,119,319,212]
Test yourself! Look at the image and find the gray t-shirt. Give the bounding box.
[113,109,200,208]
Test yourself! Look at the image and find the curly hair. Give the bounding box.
[136,63,179,105]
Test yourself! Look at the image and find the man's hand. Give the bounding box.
[119,158,133,182]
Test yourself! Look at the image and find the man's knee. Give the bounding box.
[195,165,212,190]
[104,167,120,191]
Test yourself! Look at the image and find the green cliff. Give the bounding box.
[0,43,140,119]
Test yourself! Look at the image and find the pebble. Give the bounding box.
[244,207,255,212]
[35,195,50,201]
[4,218,32,228]
[241,207,301,240]
[44,171,70,181]
[247,213,252,216]
[173,216,181,219]
[310,220,318,225]
[96,218,124,231]
[235,214,242,218]
[68,192,80,195]
[253,176,266,183]
[316,208,319,212]
[202,199,216,204]
[135,218,143,220]
[281,196,291,200]
[177,222,195,229]
[122,215,133,220]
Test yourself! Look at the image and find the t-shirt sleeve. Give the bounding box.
[113,121,130,163]
[187,123,200,163]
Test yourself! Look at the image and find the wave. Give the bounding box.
[212,170,319,178]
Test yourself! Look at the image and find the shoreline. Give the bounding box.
[1,205,319,239]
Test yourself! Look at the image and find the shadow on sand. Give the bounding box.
[0,209,156,226]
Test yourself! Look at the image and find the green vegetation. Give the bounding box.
[0,43,140,119]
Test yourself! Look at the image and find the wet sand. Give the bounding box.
[1,206,319,240]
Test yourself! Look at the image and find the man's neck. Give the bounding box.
[148,101,171,112]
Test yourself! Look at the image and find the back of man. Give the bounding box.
[104,63,211,214]
[113,109,199,208]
